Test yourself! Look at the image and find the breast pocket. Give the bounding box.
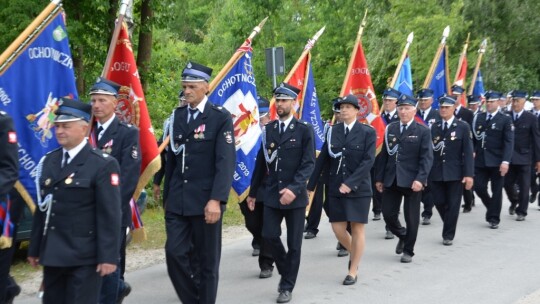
[63,179,92,199]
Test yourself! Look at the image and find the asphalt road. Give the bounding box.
[16,197,540,304]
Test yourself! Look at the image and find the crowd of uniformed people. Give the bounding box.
[1,57,540,304]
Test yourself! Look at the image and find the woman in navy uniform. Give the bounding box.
[163,61,236,304]
[28,98,122,304]
[307,94,376,285]
[429,95,474,245]
[375,94,433,263]
[248,82,315,303]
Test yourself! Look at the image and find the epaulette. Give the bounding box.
[90,148,110,159]
[297,119,310,127]
[46,147,61,155]
[212,104,224,112]
[0,110,6,116]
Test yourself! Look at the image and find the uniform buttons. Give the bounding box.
[184,180,188,183]
[443,160,446,163]
[278,147,281,149]
[50,226,55,230]
[52,200,56,203]
[279,158,282,160]
[185,166,189,170]
[75,182,80,185]
[54,187,58,190]
[279,181,282,183]
[342,148,346,151]
[343,164,346,167]
[186,139,190,142]
[51,213,55,217]
[279,169,282,172]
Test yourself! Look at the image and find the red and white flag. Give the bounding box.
[341,41,386,154]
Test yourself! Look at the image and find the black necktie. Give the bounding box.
[280,122,285,134]
[345,127,350,137]
[486,114,492,125]
[188,108,198,123]
[62,151,70,168]
[443,121,448,132]
[96,126,103,140]
[421,111,425,119]
[515,114,519,121]
[401,124,407,135]
[384,112,390,122]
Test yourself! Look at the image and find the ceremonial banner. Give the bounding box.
[0,8,78,210]
[427,47,450,109]
[341,41,385,153]
[472,69,485,97]
[104,23,160,200]
[298,54,325,151]
[102,22,161,240]
[454,56,468,106]
[393,56,413,96]
[209,45,261,202]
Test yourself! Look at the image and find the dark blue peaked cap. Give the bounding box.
[182,61,213,82]
[54,97,92,122]
[89,77,121,97]
[397,93,417,106]
[382,88,401,100]
[438,94,456,106]
[273,82,300,100]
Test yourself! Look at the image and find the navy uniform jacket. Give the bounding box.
[416,108,441,128]
[0,112,18,201]
[382,111,399,125]
[164,101,236,216]
[249,118,315,209]
[307,122,376,197]
[472,112,514,167]
[96,117,141,227]
[375,121,433,188]
[429,119,474,181]
[509,111,540,165]
[455,106,474,126]
[29,144,121,267]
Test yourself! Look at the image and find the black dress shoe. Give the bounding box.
[509,205,516,215]
[395,239,404,254]
[489,222,499,229]
[530,192,537,204]
[342,275,357,285]
[252,248,260,256]
[260,269,273,279]
[337,248,349,257]
[463,207,471,213]
[385,230,395,239]
[373,213,381,221]
[422,217,431,225]
[304,231,316,239]
[276,290,292,303]
[400,253,412,263]
[116,282,131,304]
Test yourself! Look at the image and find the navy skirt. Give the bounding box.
[328,196,371,223]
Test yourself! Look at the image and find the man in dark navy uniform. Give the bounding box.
[163,61,236,304]
[503,90,540,221]
[452,85,474,126]
[472,91,514,229]
[0,111,20,304]
[373,88,400,225]
[415,88,441,225]
[375,94,433,263]
[452,86,475,214]
[248,82,315,303]
[238,97,275,279]
[529,91,540,206]
[429,95,474,245]
[90,77,141,304]
[28,98,122,304]
[467,94,483,116]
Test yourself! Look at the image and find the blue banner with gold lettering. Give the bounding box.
[299,60,324,151]
[208,50,260,202]
[0,11,78,204]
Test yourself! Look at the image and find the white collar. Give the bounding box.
[419,107,431,116]
[400,119,414,128]
[344,120,356,132]
[63,138,88,163]
[513,110,524,117]
[98,115,115,131]
[385,109,397,117]
[443,116,455,126]
[189,96,208,113]
[279,115,294,131]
